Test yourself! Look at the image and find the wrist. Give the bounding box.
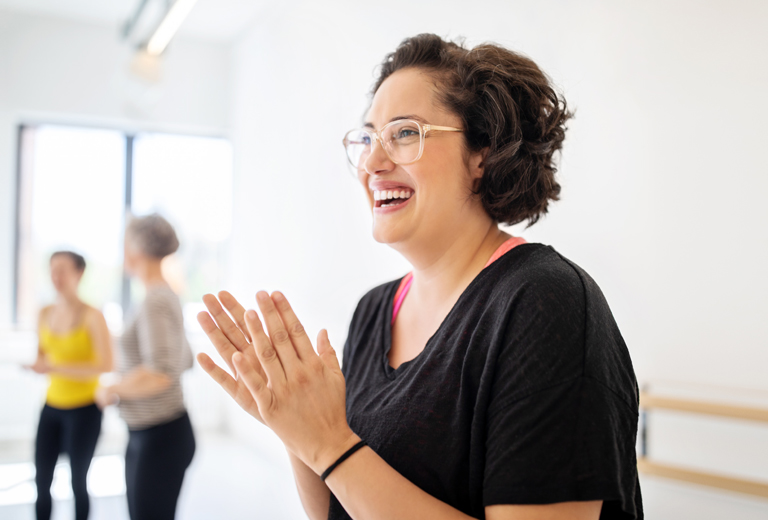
[308,430,361,476]
[105,385,121,404]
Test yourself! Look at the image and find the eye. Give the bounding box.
[361,135,372,145]
[395,128,419,139]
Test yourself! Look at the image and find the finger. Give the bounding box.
[255,291,299,369]
[317,329,342,374]
[232,352,272,410]
[218,290,252,343]
[197,353,261,419]
[203,294,250,353]
[244,308,287,387]
[217,291,265,375]
[270,291,316,361]
[197,311,239,373]
[199,297,266,381]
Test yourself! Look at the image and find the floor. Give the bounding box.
[2,434,768,520]
[0,433,307,520]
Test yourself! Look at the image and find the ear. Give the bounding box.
[468,147,489,189]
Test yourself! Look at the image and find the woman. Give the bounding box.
[96,214,195,520]
[197,34,642,520]
[27,251,113,520]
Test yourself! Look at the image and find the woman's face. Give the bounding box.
[123,235,141,277]
[50,255,82,296]
[359,68,485,249]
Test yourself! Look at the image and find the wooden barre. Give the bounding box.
[640,392,768,424]
[638,458,768,499]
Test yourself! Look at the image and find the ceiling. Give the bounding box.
[0,0,269,42]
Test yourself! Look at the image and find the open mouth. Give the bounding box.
[373,189,414,208]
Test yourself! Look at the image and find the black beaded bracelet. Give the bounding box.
[320,440,368,481]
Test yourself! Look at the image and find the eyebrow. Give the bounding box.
[363,114,427,129]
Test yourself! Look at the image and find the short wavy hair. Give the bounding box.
[373,34,570,226]
[126,213,179,259]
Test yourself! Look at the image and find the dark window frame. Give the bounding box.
[12,122,228,325]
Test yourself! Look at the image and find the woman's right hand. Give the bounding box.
[24,356,51,374]
[197,291,268,425]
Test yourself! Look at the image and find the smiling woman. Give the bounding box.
[197,33,642,520]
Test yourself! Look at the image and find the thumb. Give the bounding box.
[317,329,341,373]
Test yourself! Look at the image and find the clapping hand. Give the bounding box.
[197,290,359,474]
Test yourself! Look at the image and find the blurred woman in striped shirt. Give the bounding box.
[96,213,194,520]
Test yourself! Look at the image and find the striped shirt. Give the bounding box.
[118,284,192,430]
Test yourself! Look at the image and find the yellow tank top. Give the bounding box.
[39,323,99,409]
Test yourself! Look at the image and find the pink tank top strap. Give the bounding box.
[484,236,528,267]
[391,273,413,325]
[391,236,527,325]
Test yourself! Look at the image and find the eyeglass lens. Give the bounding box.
[345,120,423,169]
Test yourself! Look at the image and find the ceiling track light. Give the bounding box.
[145,0,199,56]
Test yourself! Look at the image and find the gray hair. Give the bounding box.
[126,213,179,259]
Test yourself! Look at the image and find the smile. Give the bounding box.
[373,189,414,208]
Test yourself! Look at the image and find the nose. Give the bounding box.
[363,135,395,176]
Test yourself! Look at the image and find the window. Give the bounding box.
[14,124,233,331]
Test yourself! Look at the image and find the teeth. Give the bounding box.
[372,189,414,201]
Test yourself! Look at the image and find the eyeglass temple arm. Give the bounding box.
[423,124,463,134]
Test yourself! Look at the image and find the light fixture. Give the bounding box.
[145,0,199,56]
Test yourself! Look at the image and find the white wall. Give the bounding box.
[226,0,768,517]
[0,9,231,326]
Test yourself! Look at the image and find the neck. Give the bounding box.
[137,260,166,288]
[56,291,82,308]
[397,217,509,309]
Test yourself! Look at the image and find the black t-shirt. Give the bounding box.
[329,243,642,520]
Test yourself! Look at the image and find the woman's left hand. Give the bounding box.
[94,385,119,409]
[205,290,360,475]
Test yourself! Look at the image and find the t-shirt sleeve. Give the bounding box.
[482,266,640,518]
[137,294,185,377]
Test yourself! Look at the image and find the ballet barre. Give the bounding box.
[638,391,768,499]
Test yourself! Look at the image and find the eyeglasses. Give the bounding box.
[342,119,462,172]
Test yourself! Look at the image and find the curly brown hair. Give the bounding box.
[373,34,570,226]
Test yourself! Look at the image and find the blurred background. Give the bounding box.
[0,0,766,519]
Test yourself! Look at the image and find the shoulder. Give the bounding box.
[354,278,401,317]
[142,286,180,312]
[38,305,53,321]
[83,305,108,329]
[37,305,52,331]
[487,244,637,408]
[483,243,586,315]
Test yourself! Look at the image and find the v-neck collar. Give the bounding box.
[380,242,533,379]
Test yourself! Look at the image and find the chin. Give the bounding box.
[371,220,412,246]
[371,225,391,244]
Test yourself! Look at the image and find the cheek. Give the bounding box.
[358,171,373,207]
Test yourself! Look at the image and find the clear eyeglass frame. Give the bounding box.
[342,119,463,172]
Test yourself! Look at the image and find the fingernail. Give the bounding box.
[256,291,269,301]
[272,291,284,301]
[246,309,257,319]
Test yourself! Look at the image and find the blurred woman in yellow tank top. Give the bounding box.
[25,251,113,520]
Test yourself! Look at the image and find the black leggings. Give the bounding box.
[125,412,195,520]
[35,403,102,520]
